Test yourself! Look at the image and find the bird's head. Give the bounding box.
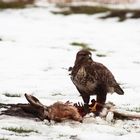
[75,50,92,65]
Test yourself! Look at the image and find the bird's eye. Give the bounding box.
[88,54,92,58]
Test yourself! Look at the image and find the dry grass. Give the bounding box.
[52,5,140,21]
[0,138,9,140]
[2,127,38,134]
[3,92,21,97]
[70,42,96,51]
[0,0,35,9]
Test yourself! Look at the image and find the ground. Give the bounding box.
[0,2,140,140]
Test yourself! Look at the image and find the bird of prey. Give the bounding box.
[70,50,124,114]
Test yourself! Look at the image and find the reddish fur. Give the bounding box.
[47,102,83,122]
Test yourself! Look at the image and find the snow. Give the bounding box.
[0,3,140,140]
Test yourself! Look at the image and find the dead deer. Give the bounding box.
[1,94,140,122]
[24,94,83,122]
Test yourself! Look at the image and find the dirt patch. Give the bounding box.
[52,5,140,21]
[0,0,35,9]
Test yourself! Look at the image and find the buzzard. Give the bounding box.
[70,50,124,114]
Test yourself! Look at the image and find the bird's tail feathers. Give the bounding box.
[114,85,124,95]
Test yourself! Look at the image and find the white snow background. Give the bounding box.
[0,2,140,140]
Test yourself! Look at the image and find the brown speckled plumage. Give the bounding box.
[70,50,124,113]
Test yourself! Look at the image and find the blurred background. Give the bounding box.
[0,0,140,20]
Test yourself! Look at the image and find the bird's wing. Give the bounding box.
[85,62,117,86]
